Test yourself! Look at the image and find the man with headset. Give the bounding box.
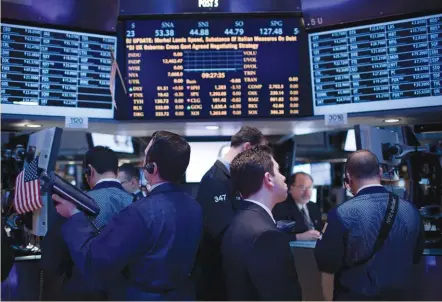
[315,150,424,301]
[53,131,203,300]
[40,146,133,300]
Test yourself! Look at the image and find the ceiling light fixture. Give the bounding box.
[25,124,42,128]
[205,125,219,130]
[383,118,400,123]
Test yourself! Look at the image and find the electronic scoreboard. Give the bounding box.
[310,13,442,115]
[117,16,313,120]
[1,23,117,118]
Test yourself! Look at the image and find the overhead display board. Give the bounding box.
[1,23,117,118]
[116,16,313,120]
[309,13,442,115]
[301,0,442,30]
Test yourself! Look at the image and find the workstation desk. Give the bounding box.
[290,241,442,301]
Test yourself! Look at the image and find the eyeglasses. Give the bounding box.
[293,185,314,192]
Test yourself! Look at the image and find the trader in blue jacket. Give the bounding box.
[53,131,203,301]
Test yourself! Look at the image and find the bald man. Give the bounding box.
[315,150,424,301]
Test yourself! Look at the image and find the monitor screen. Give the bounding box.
[301,0,442,30]
[310,188,318,203]
[90,133,134,153]
[1,0,119,33]
[1,23,117,118]
[292,163,311,175]
[344,129,357,151]
[311,162,332,186]
[186,141,230,183]
[117,16,312,120]
[309,13,442,116]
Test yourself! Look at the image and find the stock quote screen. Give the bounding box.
[1,23,117,118]
[119,16,312,120]
[310,14,442,115]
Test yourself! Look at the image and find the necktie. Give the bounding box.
[301,207,314,230]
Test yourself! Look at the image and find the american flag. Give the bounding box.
[14,157,43,214]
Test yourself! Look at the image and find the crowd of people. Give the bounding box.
[39,126,424,301]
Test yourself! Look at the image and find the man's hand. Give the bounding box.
[53,194,80,218]
[296,230,321,241]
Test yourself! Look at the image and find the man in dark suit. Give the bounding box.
[40,146,133,300]
[195,126,266,300]
[221,145,302,300]
[53,131,203,300]
[315,150,424,300]
[118,163,144,202]
[273,172,322,240]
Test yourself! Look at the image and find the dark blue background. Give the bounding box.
[1,0,119,33]
[116,16,312,120]
[301,0,442,29]
[119,0,301,16]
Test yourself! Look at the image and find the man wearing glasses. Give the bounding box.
[118,163,145,202]
[273,172,322,240]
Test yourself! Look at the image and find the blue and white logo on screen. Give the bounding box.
[199,0,219,8]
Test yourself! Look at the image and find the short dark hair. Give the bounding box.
[345,149,380,180]
[118,163,140,181]
[289,172,313,186]
[230,126,265,148]
[146,131,190,182]
[84,146,118,175]
[231,145,274,199]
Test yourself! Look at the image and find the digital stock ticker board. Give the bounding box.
[118,16,312,120]
[310,14,442,115]
[1,23,117,118]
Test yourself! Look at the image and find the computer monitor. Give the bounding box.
[292,163,311,175]
[354,125,402,166]
[344,129,357,152]
[311,162,332,186]
[90,133,134,154]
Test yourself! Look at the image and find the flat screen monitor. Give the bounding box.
[293,162,332,186]
[90,133,134,153]
[116,16,313,120]
[1,0,119,33]
[309,13,442,116]
[301,0,442,30]
[186,141,230,183]
[292,163,311,175]
[354,125,402,166]
[1,23,117,118]
[344,129,357,151]
[310,188,318,203]
[311,162,332,186]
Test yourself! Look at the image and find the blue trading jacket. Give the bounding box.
[315,186,425,300]
[40,180,132,300]
[62,183,203,301]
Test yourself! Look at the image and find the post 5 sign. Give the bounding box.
[325,113,348,126]
[65,116,89,129]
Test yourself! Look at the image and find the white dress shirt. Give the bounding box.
[96,178,120,185]
[244,199,276,224]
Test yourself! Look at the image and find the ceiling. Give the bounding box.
[2,106,442,138]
